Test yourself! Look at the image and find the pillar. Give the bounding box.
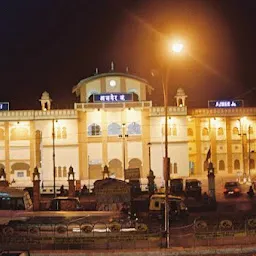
[78,112,88,180]
[0,168,9,187]
[4,122,10,182]
[207,162,216,201]
[68,180,76,197]
[195,118,202,174]
[141,109,150,179]
[226,118,233,174]
[68,166,75,197]
[32,167,41,211]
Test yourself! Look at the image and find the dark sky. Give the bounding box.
[1,0,256,110]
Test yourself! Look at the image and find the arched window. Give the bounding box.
[234,159,240,170]
[63,166,67,177]
[202,127,209,136]
[233,127,239,135]
[10,127,29,140]
[62,127,67,139]
[172,124,177,136]
[88,90,99,102]
[88,123,101,136]
[219,160,225,170]
[250,159,255,169]
[127,122,141,135]
[187,128,193,136]
[128,89,139,101]
[162,125,171,135]
[57,127,61,139]
[218,127,224,136]
[174,163,178,174]
[57,166,62,177]
[108,123,121,136]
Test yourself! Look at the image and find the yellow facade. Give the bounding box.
[0,71,254,190]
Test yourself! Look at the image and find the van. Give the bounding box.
[0,187,33,225]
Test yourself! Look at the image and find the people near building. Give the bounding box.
[81,184,89,195]
[60,185,65,196]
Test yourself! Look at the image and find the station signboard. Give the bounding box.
[0,102,9,111]
[208,100,243,108]
[93,93,133,103]
[124,168,140,180]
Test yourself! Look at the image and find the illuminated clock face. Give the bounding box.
[109,79,116,87]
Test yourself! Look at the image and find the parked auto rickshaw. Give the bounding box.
[170,178,183,195]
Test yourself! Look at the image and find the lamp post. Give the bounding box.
[163,41,184,248]
[238,118,247,182]
[119,123,128,179]
[148,142,152,171]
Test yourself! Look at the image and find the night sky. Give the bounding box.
[1,0,256,110]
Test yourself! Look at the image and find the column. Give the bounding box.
[78,111,88,180]
[101,110,108,166]
[30,121,36,180]
[141,109,150,179]
[226,118,233,174]
[195,118,202,175]
[4,122,10,182]
[210,118,217,174]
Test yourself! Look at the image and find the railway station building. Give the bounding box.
[0,68,255,190]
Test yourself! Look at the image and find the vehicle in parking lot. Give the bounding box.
[224,181,241,196]
[170,178,183,195]
[185,179,202,198]
[48,197,83,211]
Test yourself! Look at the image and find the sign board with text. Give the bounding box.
[208,100,244,108]
[0,102,9,111]
[124,168,140,180]
[93,93,133,103]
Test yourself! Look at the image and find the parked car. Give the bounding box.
[224,181,241,197]
[185,179,202,198]
[170,178,183,195]
[48,197,83,211]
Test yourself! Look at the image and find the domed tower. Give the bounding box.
[175,88,187,107]
[39,91,52,111]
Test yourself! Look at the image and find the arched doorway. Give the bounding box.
[128,158,142,176]
[108,159,122,178]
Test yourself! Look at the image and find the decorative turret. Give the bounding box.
[39,91,52,111]
[174,88,187,107]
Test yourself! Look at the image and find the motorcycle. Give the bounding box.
[247,186,255,198]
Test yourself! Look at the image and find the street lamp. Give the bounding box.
[163,40,184,248]
[148,142,152,171]
[169,41,184,54]
[238,118,247,183]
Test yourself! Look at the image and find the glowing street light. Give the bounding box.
[168,41,184,54]
[163,39,184,248]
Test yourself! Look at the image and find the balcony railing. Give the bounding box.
[149,106,187,116]
[0,109,77,121]
[74,101,152,110]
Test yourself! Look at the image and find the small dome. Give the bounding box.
[176,88,185,96]
[41,91,51,100]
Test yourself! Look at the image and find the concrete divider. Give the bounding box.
[30,245,256,256]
